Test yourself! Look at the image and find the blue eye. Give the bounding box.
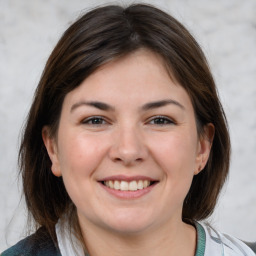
[148,116,174,125]
[82,116,107,125]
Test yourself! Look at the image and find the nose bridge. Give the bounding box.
[110,122,147,165]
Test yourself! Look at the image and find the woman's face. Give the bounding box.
[43,49,212,236]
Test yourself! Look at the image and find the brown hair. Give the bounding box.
[19,3,230,242]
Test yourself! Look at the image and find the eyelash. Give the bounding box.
[147,115,175,125]
[81,116,108,125]
[81,115,175,126]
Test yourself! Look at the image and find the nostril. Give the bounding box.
[114,157,122,162]
[114,157,144,165]
[109,141,148,165]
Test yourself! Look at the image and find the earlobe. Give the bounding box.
[195,123,215,175]
[194,165,202,175]
[42,126,62,177]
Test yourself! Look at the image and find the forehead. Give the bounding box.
[62,49,193,111]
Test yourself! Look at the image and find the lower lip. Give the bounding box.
[99,182,157,199]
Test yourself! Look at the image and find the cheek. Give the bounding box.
[56,132,109,207]
[152,131,197,163]
[149,132,198,186]
[57,131,108,177]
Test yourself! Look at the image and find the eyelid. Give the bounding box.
[146,115,176,125]
[81,115,110,125]
[80,115,176,126]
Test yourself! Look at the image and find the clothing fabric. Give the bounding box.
[0,227,61,256]
[197,222,255,256]
[55,217,87,256]
[1,221,255,256]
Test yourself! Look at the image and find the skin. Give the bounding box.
[43,49,213,256]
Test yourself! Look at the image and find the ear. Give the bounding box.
[42,126,62,177]
[194,123,215,175]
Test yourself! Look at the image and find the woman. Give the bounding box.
[1,3,254,256]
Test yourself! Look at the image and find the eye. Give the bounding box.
[148,116,175,125]
[82,116,107,125]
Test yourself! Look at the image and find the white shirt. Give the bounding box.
[55,219,255,256]
[199,222,255,256]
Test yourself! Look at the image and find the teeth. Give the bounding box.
[120,181,129,191]
[114,180,120,190]
[138,180,144,189]
[144,180,150,188]
[104,180,152,191]
[129,181,137,191]
[108,180,114,189]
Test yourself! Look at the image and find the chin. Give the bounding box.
[106,223,151,236]
[101,212,154,235]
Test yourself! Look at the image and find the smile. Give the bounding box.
[103,180,152,191]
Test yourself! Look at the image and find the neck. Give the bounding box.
[80,219,197,256]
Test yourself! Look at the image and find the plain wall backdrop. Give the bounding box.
[0,0,256,251]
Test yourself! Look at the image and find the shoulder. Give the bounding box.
[1,227,62,256]
[199,222,255,256]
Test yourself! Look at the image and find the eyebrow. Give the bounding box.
[70,101,115,112]
[70,99,185,113]
[141,99,185,111]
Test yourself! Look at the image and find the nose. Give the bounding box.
[108,125,148,166]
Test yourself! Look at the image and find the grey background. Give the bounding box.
[1,0,256,251]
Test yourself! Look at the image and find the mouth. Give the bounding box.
[99,176,158,199]
[102,180,157,191]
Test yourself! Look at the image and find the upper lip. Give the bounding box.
[99,175,157,182]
